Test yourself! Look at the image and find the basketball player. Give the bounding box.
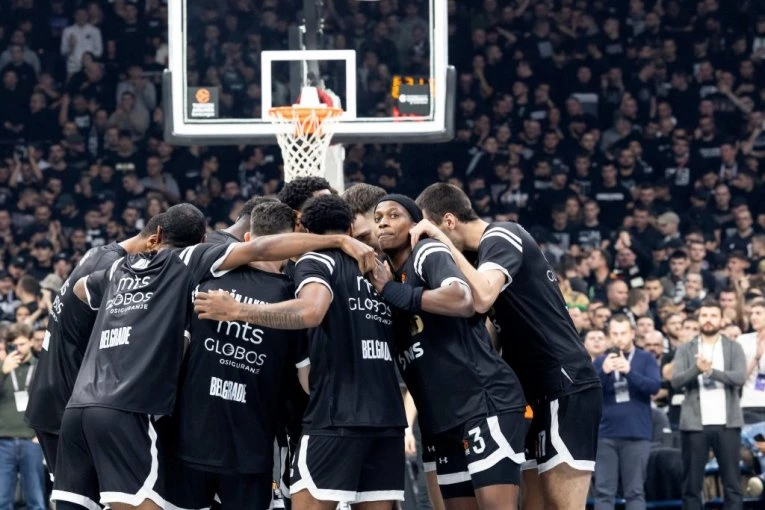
[342,183,386,249]
[205,196,279,244]
[372,195,528,510]
[278,176,334,230]
[25,214,165,474]
[52,203,375,510]
[192,194,407,509]
[414,184,602,510]
[165,202,309,510]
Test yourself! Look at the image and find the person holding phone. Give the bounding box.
[0,323,46,510]
[593,315,661,510]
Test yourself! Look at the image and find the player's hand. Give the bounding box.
[369,259,394,293]
[404,428,417,458]
[194,291,240,322]
[409,220,446,248]
[339,236,376,274]
[2,352,22,374]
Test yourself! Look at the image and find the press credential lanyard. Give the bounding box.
[10,364,33,412]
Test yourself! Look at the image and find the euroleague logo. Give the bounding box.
[195,88,211,104]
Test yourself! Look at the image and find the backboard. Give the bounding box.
[164,0,455,146]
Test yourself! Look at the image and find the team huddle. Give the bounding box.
[23,177,602,510]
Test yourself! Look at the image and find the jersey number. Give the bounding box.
[468,427,486,454]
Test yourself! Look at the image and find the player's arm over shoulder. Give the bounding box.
[195,252,333,329]
[472,223,524,313]
[74,265,113,309]
[415,239,474,318]
[210,233,374,273]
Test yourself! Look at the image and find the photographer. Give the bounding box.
[594,315,661,510]
[0,323,45,510]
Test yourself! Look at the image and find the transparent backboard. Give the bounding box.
[165,0,455,145]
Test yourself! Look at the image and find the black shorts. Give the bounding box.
[290,434,405,502]
[35,430,59,476]
[164,457,272,510]
[51,407,166,509]
[422,411,529,499]
[523,386,602,474]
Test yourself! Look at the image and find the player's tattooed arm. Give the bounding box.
[195,284,331,330]
[217,234,376,273]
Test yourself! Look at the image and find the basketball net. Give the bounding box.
[268,87,345,191]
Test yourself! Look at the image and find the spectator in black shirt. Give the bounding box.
[593,162,630,230]
[682,190,718,234]
[28,240,54,281]
[574,200,611,252]
[724,207,757,255]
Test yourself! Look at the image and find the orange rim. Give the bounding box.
[269,106,343,135]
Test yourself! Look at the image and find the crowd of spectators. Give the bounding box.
[3,0,765,508]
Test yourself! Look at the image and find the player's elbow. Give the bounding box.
[73,277,88,303]
[453,286,475,318]
[473,294,494,315]
[301,304,325,328]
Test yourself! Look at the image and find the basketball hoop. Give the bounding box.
[268,86,343,184]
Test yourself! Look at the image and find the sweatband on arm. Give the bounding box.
[382,281,423,312]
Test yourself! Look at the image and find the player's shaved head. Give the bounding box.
[140,212,165,237]
[160,204,206,248]
[416,183,479,224]
[301,195,353,235]
[250,202,296,236]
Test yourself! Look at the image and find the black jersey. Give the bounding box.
[205,229,239,245]
[68,243,235,415]
[477,222,599,401]
[173,265,308,474]
[393,239,526,435]
[294,249,406,433]
[25,244,127,433]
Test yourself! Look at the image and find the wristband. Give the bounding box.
[405,427,413,436]
[381,281,423,312]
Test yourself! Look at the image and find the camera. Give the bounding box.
[6,343,16,354]
[605,347,621,357]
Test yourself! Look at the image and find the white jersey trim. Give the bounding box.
[297,252,335,275]
[355,490,405,502]
[99,418,166,507]
[51,490,102,510]
[290,435,357,502]
[477,261,512,291]
[467,415,525,475]
[179,245,196,266]
[482,228,523,253]
[296,277,334,302]
[440,276,469,290]
[83,276,98,311]
[109,257,124,280]
[210,243,237,278]
[536,399,595,474]
[423,461,436,473]
[295,357,311,368]
[436,471,471,485]
[414,243,452,281]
